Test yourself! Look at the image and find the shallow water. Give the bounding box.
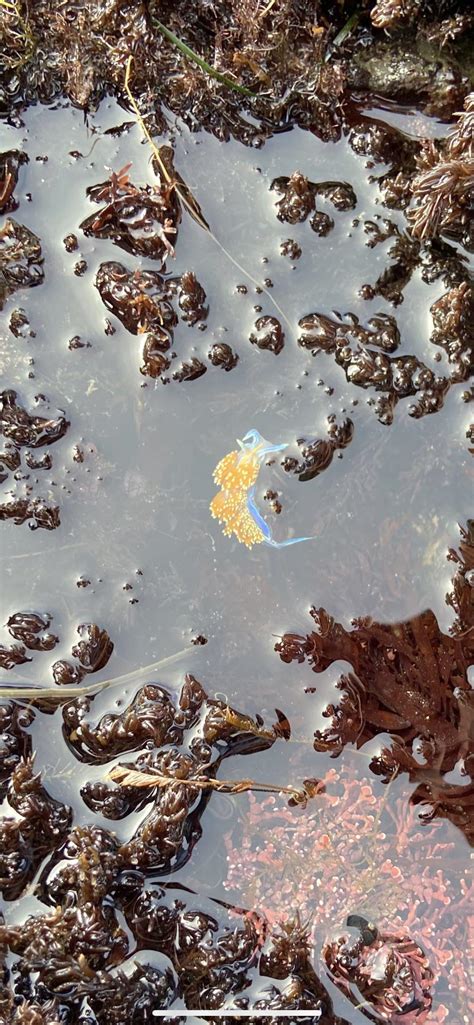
[0,98,472,1021]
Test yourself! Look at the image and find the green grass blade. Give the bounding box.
[153,18,258,98]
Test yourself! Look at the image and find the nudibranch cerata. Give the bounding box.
[210,429,314,549]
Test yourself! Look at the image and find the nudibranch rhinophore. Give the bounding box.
[210,428,315,549]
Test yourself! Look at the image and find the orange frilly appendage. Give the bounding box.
[211,446,265,548]
[212,449,260,492]
[210,489,265,549]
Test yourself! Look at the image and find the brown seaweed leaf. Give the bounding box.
[277,607,472,763]
[276,522,474,840]
[63,676,283,766]
[0,702,33,799]
[71,623,114,674]
[172,356,207,382]
[0,643,32,670]
[219,704,290,742]
[270,171,356,234]
[208,340,239,371]
[0,392,68,532]
[0,496,61,531]
[297,301,470,424]
[95,261,177,336]
[175,270,208,325]
[282,417,354,483]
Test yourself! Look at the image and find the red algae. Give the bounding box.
[224,768,472,1023]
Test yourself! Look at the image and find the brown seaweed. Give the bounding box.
[140,332,172,379]
[174,270,208,325]
[409,93,474,243]
[0,389,69,531]
[0,644,32,671]
[249,315,285,355]
[59,675,284,874]
[6,611,58,652]
[0,150,28,215]
[271,173,356,235]
[297,298,472,423]
[9,307,35,338]
[173,357,208,382]
[95,261,176,336]
[0,757,71,900]
[0,4,473,1019]
[0,702,33,799]
[208,341,239,371]
[276,521,474,841]
[81,164,180,267]
[0,219,43,310]
[0,390,69,449]
[282,418,354,483]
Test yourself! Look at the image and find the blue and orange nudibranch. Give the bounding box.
[210,429,314,549]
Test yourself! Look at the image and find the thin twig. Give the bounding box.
[0,645,196,703]
[108,763,316,803]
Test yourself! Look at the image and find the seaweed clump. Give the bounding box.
[84,162,222,383]
[0,881,350,1021]
[281,417,354,482]
[224,768,471,1022]
[0,218,43,310]
[271,173,356,237]
[0,149,28,215]
[52,622,114,686]
[408,92,474,246]
[0,390,69,530]
[1,1,471,135]
[0,756,72,899]
[0,1,349,143]
[95,258,214,383]
[297,285,473,423]
[63,674,283,873]
[0,612,58,672]
[81,162,180,267]
[276,520,474,842]
[0,668,351,1021]
[249,315,285,355]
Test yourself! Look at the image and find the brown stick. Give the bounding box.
[108,763,322,804]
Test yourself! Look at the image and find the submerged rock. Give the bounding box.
[349,40,468,117]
